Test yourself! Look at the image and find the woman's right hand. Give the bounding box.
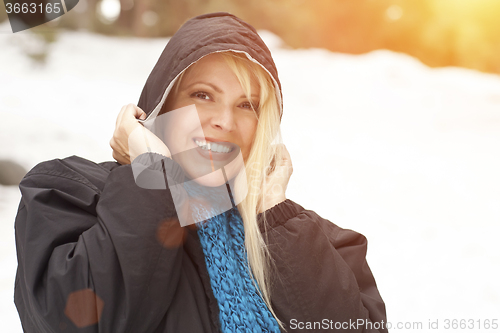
[110,104,171,165]
[259,144,293,213]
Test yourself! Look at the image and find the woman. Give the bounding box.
[14,12,388,333]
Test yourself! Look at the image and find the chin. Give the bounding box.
[189,170,227,187]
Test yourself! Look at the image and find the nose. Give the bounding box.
[209,104,235,132]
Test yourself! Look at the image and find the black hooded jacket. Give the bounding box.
[14,12,388,333]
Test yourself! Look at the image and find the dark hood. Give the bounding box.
[137,12,283,128]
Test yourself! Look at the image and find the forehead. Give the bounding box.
[180,53,259,90]
[183,54,228,78]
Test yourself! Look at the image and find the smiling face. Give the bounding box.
[159,53,260,184]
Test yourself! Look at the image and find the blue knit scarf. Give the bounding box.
[195,207,281,333]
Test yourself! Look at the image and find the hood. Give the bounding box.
[137,12,283,129]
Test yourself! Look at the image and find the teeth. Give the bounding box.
[195,139,233,153]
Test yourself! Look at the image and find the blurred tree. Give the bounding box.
[116,0,135,33]
[54,0,101,32]
[11,25,58,65]
[4,0,499,74]
[131,0,153,36]
[0,4,7,24]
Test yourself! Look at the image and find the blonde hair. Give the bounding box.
[165,51,285,329]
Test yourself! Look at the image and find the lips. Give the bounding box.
[194,138,235,153]
[192,137,239,162]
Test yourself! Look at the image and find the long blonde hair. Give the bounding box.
[166,51,285,329]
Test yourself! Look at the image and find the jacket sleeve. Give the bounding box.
[14,154,186,333]
[259,199,388,333]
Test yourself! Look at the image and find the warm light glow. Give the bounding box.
[386,5,403,21]
[97,0,121,24]
[142,11,159,27]
[301,0,500,73]
[422,0,500,71]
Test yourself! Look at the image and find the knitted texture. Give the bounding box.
[196,207,281,333]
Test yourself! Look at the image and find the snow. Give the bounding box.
[1,26,499,331]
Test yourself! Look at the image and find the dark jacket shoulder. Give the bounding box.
[22,155,120,193]
[259,199,388,333]
[15,155,219,333]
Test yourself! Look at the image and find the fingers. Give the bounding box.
[109,137,125,156]
[112,149,121,164]
[130,104,147,120]
[271,144,293,174]
[112,151,129,165]
[112,104,147,165]
[110,137,131,165]
[116,104,147,126]
[259,144,292,214]
[281,145,293,173]
[115,105,124,127]
[112,103,171,163]
[138,109,147,120]
[126,103,147,120]
[276,143,291,162]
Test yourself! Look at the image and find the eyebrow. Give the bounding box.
[183,81,259,99]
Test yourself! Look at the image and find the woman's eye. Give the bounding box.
[240,101,258,110]
[191,91,211,100]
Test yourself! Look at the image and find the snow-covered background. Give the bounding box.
[1,23,499,332]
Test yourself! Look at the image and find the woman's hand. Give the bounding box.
[259,144,293,214]
[110,104,170,164]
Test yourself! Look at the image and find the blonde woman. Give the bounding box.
[14,12,387,333]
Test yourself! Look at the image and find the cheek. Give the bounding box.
[160,105,203,154]
[170,122,195,153]
[161,123,177,153]
[241,119,259,151]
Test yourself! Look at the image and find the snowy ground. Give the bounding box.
[1,23,500,332]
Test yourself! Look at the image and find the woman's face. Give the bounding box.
[160,53,260,185]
